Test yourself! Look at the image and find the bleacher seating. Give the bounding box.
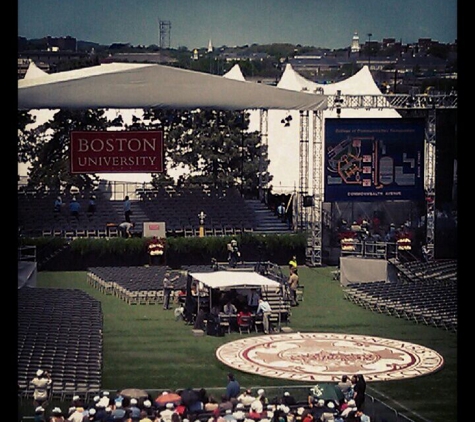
[137,186,258,236]
[18,186,259,238]
[18,188,122,238]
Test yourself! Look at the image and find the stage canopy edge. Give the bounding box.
[18,62,328,111]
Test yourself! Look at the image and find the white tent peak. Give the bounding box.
[223,64,246,81]
[318,65,384,96]
[278,63,319,92]
[24,60,49,80]
[278,63,386,97]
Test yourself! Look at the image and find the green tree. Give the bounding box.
[138,108,268,195]
[19,107,270,196]
[20,109,113,191]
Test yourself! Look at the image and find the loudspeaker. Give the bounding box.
[303,195,314,207]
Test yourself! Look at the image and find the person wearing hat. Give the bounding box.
[111,401,127,421]
[33,406,46,422]
[128,398,141,421]
[282,391,297,406]
[160,402,176,422]
[49,406,65,422]
[141,399,155,419]
[227,238,241,268]
[98,391,111,409]
[67,406,85,422]
[237,389,255,407]
[30,369,52,408]
[319,401,337,422]
[312,399,328,421]
[339,400,357,419]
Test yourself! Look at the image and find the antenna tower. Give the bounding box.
[158,19,171,49]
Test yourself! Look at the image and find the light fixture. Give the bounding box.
[281,115,293,127]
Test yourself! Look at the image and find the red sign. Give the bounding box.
[70,131,164,174]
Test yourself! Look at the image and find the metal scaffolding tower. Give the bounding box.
[258,109,269,202]
[300,92,457,266]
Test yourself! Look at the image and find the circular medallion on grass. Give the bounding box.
[216,332,444,382]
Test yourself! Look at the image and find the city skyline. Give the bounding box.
[18,0,457,50]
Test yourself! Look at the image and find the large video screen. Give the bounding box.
[324,118,425,202]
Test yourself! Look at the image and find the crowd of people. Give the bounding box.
[29,371,369,422]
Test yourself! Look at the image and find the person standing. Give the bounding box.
[288,255,297,270]
[124,195,132,222]
[277,203,286,222]
[246,289,260,313]
[227,239,241,268]
[337,375,353,400]
[30,369,52,409]
[69,197,81,222]
[163,271,180,310]
[87,194,96,220]
[351,374,366,411]
[53,196,63,219]
[256,298,272,334]
[225,373,240,401]
[288,267,299,306]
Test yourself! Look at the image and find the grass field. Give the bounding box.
[23,265,457,422]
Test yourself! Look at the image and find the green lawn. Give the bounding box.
[26,266,457,422]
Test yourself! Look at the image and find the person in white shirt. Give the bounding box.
[160,402,176,422]
[256,299,272,334]
[237,389,255,406]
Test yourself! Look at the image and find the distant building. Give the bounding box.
[45,36,77,52]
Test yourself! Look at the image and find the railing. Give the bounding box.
[341,240,397,260]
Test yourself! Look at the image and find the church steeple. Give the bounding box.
[207,39,213,53]
[351,31,360,53]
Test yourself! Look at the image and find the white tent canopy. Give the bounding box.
[18,62,327,111]
[247,64,401,192]
[189,271,280,290]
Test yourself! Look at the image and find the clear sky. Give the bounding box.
[18,0,457,50]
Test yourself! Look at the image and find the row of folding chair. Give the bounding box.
[17,287,104,398]
[344,281,457,332]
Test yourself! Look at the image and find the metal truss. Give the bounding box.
[298,111,310,231]
[301,92,457,266]
[258,109,269,202]
[305,110,324,266]
[326,93,457,110]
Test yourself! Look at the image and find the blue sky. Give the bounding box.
[18,0,457,50]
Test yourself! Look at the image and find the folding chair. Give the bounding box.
[238,315,253,334]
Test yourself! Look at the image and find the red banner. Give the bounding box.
[70,131,164,173]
